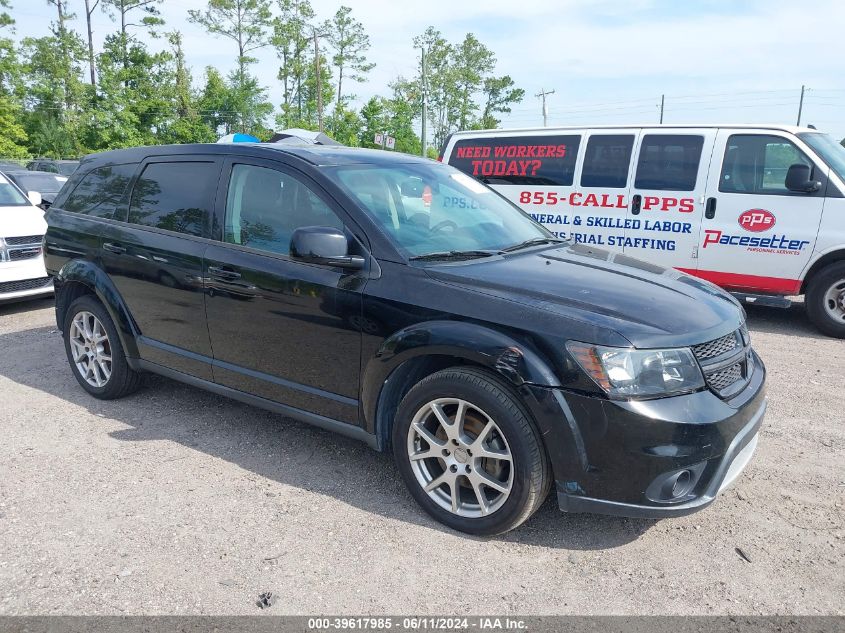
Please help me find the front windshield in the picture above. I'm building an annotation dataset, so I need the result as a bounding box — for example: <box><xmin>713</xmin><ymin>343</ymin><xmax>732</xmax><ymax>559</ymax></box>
<box><xmin>329</xmin><ymin>162</ymin><xmax>552</xmax><ymax>258</ymax></box>
<box><xmin>0</xmin><ymin>174</ymin><xmax>30</xmax><ymax>206</ymax></box>
<box><xmin>799</xmin><ymin>132</ymin><xmax>845</xmax><ymax>183</ymax></box>
<box><xmin>15</xmin><ymin>173</ymin><xmax>66</xmax><ymax>193</ymax></box>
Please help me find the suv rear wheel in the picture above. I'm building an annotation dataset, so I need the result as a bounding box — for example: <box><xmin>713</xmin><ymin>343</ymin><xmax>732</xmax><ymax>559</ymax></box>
<box><xmin>806</xmin><ymin>261</ymin><xmax>845</xmax><ymax>338</ymax></box>
<box><xmin>392</xmin><ymin>367</ymin><xmax>551</xmax><ymax>535</ymax></box>
<box><xmin>63</xmin><ymin>295</ymin><xmax>142</xmax><ymax>399</ymax></box>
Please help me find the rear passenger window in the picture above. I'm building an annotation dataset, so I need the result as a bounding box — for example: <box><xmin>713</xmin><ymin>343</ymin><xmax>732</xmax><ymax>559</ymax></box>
<box><xmin>634</xmin><ymin>135</ymin><xmax>704</xmax><ymax>191</ymax></box>
<box><xmin>62</xmin><ymin>164</ymin><xmax>137</xmax><ymax>218</ymax></box>
<box><xmin>447</xmin><ymin>135</ymin><xmax>581</xmax><ymax>186</ymax></box>
<box><xmin>127</xmin><ymin>162</ymin><xmax>216</xmax><ymax>236</ymax></box>
<box><xmin>580</xmin><ymin>135</ymin><xmax>634</xmax><ymax>188</ymax></box>
<box><xmin>720</xmin><ymin>134</ymin><xmax>814</xmax><ymax>195</ymax></box>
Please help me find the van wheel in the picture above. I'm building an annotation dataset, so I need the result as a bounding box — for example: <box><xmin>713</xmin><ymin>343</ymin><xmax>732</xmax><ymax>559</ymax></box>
<box><xmin>63</xmin><ymin>295</ymin><xmax>142</xmax><ymax>399</ymax></box>
<box><xmin>806</xmin><ymin>262</ymin><xmax>845</xmax><ymax>338</ymax></box>
<box><xmin>392</xmin><ymin>367</ymin><xmax>551</xmax><ymax>535</ymax></box>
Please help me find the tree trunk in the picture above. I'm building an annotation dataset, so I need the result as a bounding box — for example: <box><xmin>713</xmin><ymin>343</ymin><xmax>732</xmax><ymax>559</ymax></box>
<box><xmin>84</xmin><ymin>0</ymin><xmax>97</xmax><ymax>86</ymax></box>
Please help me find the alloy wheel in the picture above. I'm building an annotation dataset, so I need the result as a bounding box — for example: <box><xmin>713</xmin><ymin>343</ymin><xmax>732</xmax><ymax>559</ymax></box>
<box><xmin>68</xmin><ymin>311</ymin><xmax>112</xmax><ymax>388</ymax></box>
<box><xmin>406</xmin><ymin>397</ymin><xmax>514</xmax><ymax>518</ymax></box>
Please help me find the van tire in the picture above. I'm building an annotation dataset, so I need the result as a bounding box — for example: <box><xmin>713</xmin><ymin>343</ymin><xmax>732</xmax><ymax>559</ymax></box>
<box><xmin>805</xmin><ymin>261</ymin><xmax>845</xmax><ymax>338</ymax></box>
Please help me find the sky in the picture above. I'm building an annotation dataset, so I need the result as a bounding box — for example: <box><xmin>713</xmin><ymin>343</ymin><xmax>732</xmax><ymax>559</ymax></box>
<box><xmin>9</xmin><ymin>0</ymin><xmax>845</xmax><ymax>143</ymax></box>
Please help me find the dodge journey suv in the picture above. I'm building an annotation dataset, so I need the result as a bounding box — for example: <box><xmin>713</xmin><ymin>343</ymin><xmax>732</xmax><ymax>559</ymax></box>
<box><xmin>44</xmin><ymin>144</ymin><xmax>766</xmax><ymax>535</ymax></box>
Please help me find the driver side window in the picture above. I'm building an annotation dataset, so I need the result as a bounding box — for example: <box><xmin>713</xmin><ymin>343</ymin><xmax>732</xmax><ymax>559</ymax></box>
<box><xmin>224</xmin><ymin>164</ymin><xmax>343</xmax><ymax>256</ymax></box>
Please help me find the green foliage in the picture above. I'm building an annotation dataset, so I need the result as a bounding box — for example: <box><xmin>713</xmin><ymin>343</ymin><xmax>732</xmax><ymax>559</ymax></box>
<box><xmin>0</xmin><ymin>4</ymin><xmax>521</xmax><ymax>160</ymax></box>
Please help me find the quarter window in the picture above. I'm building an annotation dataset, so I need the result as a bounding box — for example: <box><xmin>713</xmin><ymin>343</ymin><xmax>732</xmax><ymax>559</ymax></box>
<box><xmin>634</xmin><ymin>135</ymin><xmax>704</xmax><ymax>191</ymax></box>
<box><xmin>447</xmin><ymin>135</ymin><xmax>581</xmax><ymax>186</ymax></box>
<box><xmin>580</xmin><ymin>134</ymin><xmax>635</xmax><ymax>188</ymax></box>
<box><xmin>720</xmin><ymin>134</ymin><xmax>814</xmax><ymax>195</ymax></box>
<box><xmin>127</xmin><ymin>162</ymin><xmax>217</xmax><ymax>236</ymax></box>
<box><xmin>224</xmin><ymin>164</ymin><xmax>343</xmax><ymax>256</ymax></box>
<box><xmin>63</xmin><ymin>164</ymin><xmax>137</xmax><ymax>218</ymax></box>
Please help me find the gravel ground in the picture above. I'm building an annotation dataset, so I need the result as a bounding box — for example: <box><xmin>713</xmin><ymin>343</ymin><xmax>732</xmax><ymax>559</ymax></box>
<box><xmin>0</xmin><ymin>297</ymin><xmax>842</xmax><ymax>615</ymax></box>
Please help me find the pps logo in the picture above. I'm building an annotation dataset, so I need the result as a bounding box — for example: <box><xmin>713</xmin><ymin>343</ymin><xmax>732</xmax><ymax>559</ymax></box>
<box><xmin>738</xmin><ymin>209</ymin><xmax>776</xmax><ymax>233</ymax></box>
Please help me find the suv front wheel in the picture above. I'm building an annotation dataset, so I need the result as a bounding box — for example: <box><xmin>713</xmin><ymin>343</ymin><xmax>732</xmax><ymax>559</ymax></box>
<box><xmin>63</xmin><ymin>295</ymin><xmax>142</xmax><ymax>399</ymax></box>
<box><xmin>393</xmin><ymin>367</ymin><xmax>551</xmax><ymax>535</ymax></box>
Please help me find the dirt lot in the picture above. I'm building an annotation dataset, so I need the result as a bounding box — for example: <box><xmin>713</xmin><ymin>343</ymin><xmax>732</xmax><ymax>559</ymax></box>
<box><xmin>0</xmin><ymin>297</ymin><xmax>842</xmax><ymax>615</ymax></box>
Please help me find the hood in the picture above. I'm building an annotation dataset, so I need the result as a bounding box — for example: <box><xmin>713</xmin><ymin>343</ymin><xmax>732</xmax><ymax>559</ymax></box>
<box><xmin>0</xmin><ymin>205</ymin><xmax>47</xmax><ymax>239</ymax></box>
<box><xmin>425</xmin><ymin>244</ymin><xmax>744</xmax><ymax>348</ymax></box>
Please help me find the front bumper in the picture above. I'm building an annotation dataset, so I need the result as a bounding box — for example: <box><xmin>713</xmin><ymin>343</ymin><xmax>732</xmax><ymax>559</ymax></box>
<box><xmin>0</xmin><ymin>257</ymin><xmax>54</xmax><ymax>303</ymax></box>
<box><xmin>520</xmin><ymin>349</ymin><xmax>766</xmax><ymax>518</ymax></box>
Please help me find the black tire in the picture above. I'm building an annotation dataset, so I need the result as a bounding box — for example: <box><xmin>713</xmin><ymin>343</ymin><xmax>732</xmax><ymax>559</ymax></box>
<box><xmin>63</xmin><ymin>295</ymin><xmax>142</xmax><ymax>399</ymax></box>
<box><xmin>392</xmin><ymin>367</ymin><xmax>551</xmax><ymax>535</ymax></box>
<box><xmin>805</xmin><ymin>261</ymin><xmax>845</xmax><ymax>338</ymax></box>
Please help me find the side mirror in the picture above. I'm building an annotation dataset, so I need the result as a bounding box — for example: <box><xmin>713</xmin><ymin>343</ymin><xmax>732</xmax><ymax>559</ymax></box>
<box><xmin>27</xmin><ymin>191</ymin><xmax>42</xmax><ymax>207</ymax></box>
<box><xmin>785</xmin><ymin>163</ymin><xmax>821</xmax><ymax>193</ymax></box>
<box><xmin>290</xmin><ymin>226</ymin><xmax>365</xmax><ymax>270</ymax></box>
<box><xmin>400</xmin><ymin>178</ymin><xmax>424</xmax><ymax>198</ymax></box>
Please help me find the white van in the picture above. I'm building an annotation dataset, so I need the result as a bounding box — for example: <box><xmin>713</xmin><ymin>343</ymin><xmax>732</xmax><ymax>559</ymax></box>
<box><xmin>0</xmin><ymin>173</ymin><xmax>53</xmax><ymax>303</ymax></box>
<box><xmin>441</xmin><ymin>124</ymin><xmax>845</xmax><ymax>337</ymax></box>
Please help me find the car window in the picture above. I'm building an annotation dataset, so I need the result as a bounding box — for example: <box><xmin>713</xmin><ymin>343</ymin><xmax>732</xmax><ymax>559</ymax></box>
<box><xmin>720</xmin><ymin>134</ymin><xmax>813</xmax><ymax>195</ymax></box>
<box><xmin>447</xmin><ymin>135</ymin><xmax>581</xmax><ymax>186</ymax></box>
<box><xmin>63</xmin><ymin>164</ymin><xmax>137</xmax><ymax>218</ymax></box>
<box><xmin>56</xmin><ymin>162</ymin><xmax>79</xmax><ymax>176</ymax></box>
<box><xmin>127</xmin><ymin>162</ymin><xmax>216</xmax><ymax>236</ymax></box>
<box><xmin>0</xmin><ymin>173</ymin><xmax>29</xmax><ymax>206</ymax></box>
<box><xmin>329</xmin><ymin>162</ymin><xmax>550</xmax><ymax>258</ymax></box>
<box><xmin>580</xmin><ymin>134</ymin><xmax>635</xmax><ymax>188</ymax></box>
<box><xmin>634</xmin><ymin>135</ymin><xmax>704</xmax><ymax>191</ymax></box>
<box><xmin>224</xmin><ymin>163</ymin><xmax>343</xmax><ymax>256</ymax></box>
<box><xmin>13</xmin><ymin>173</ymin><xmax>66</xmax><ymax>194</ymax></box>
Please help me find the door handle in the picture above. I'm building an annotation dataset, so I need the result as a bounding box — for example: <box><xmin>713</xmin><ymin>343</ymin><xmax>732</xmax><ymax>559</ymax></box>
<box><xmin>705</xmin><ymin>197</ymin><xmax>717</xmax><ymax>219</ymax></box>
<box><xmin>208</xmin><ymin>266</ymin><xmax>241</xmax><ymax>281</ymax></box>
<box><xmin>631</xmin><ymin>194</ymin><xmax>642</xmax><ymax>216</ymax></box>
<box><xmin>102</xmin><ymin>242</ymin><xmax>126</xmax><ymax>254</ymax></box>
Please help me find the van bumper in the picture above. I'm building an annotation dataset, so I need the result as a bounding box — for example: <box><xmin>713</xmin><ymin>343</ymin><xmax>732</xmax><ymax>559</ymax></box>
<box><xmin>521</xmin><ymin>351</ymin><xmax>766</xmax><ymax>518</ymax></box>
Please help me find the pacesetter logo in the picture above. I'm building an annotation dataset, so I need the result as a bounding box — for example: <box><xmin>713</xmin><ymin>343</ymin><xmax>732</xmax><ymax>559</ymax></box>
<box><xmin>738</xmin><ymin>209</ymin><xmax>776</xmax><ymax>232</ymax></box>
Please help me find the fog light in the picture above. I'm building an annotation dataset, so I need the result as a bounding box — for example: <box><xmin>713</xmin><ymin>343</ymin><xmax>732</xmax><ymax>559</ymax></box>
<box><xmin>671</xmin><ymin>470</ymin><xmax>693</xmax><ymax>498</ymax></box>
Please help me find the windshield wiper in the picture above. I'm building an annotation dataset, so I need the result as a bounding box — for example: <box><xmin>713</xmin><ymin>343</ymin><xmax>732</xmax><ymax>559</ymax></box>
<box><xmin>409</xmin><ymin>249</ymin><xmax>501</xmax><ymax>262</ymax></box>
<box><xmin>500</xmin><ymin>237</ymin><xmax>566</xmax><ymax>253</ymax></box>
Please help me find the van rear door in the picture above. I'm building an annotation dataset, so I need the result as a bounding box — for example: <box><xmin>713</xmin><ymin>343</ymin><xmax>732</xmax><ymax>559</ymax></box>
<box><xmin>696</xmin><ymin>130</ymin><xmax>826</xmax><ymax>294</ymax></box>
<box><xmin>625</xmin><ymin>129</ymin><xmax>716</xmax><ymax>270</ymax></box>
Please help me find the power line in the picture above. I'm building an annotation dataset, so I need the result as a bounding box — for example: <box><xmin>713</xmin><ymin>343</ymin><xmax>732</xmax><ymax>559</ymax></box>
<box><xmin>534</xmin><ymin>88</ymin><xmax>555</xmax><ymax>127</ymax></box>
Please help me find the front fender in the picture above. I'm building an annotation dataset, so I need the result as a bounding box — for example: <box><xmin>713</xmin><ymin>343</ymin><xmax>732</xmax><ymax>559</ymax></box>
<box><xmin>55</xmin><ymin>259</ymin><xmax>140</xmax><ymax>360</ymax></box>
<box><xmin>361</xmin><ymin>320</ymin><xmax>561</xmax><ymax>436</ymax></box>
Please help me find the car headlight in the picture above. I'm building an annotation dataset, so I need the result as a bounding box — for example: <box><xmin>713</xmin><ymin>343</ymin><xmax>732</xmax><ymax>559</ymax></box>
<box><xmin>566</xmin><ymin>342</ymin><xmax>705</xmax><ymax>398</ymax></box>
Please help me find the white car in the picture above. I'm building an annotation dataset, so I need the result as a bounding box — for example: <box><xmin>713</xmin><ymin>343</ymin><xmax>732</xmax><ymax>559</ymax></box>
<box><xmin>0</xmin><ymin>173</ymin><xmax>53</xmax><ymax>303</ymax></box>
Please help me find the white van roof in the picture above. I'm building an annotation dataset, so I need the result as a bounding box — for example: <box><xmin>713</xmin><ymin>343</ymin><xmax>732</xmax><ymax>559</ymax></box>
<box><xmin>449</xmin><ymin>123</ymin><xmax>818</xmax><ymax>137</ymax></box>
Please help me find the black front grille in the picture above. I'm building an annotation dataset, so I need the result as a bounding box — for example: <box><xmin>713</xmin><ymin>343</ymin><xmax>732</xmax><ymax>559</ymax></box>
<box><xmin>0</xmin><ymin>277</ymin><xmax>53</xmax><ymax>294</ymax></box>
<box><xmin>9</xmin><ymin>247</ymin><xmax>41</xmax><ymax>261</ymax></box>
<box><xmin>4</xmin><ymin>235</ymin><xmax>42</xmax><ymax>246</ymax></box>
<box><xmin>691</xmin><ymin>328</ymin><xmax>751</xmax><ymax>398</ymax></box>
<box><xmin>692</xmin><ymin>331</ymin><xmax>740</xmax><ymax>360</ymax></box>
<box><xmin>707</xmin><ymin>363</ymin><xmax>744</xmax><ymax>391</ymax></box>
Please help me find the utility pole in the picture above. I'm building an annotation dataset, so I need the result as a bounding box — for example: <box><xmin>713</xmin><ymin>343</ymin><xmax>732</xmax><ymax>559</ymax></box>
<box><xmin>420</xmin><ymin>47</ymin><xmax>427</xmax><ymax>157</ymax></box>
<box><xmin>314</xmin><ymin>29</ymin><xmax>324</xmax><ymax>133</ymax></box>
<box><xmin>535</xmin><ymin>88</ymin><xmax>555</xmax><ymax>127</ymax></box>
<box><xmin>797</xmin><ymin>85</ymin><xmax>806</xmax><ymax>126</ymax></box>
<box><xmin>659</xmin><ymin>94</ymin><xmax>665</xmax><ymax>124</ymax></box>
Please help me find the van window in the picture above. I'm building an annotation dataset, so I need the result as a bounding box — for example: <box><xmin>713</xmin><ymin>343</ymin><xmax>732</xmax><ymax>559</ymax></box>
<box><xmin>634</xmin><ymin>135</ymin><xmax>704</xmax><ymax>191</ymax></box>
<box><xmin>580</xmin><ymin>134</ymin><xmax>635</xmax><ymax>188</ymax></box>
<box><xmin>63</xmin><ymin>164</ymin><xmax>137</xmax><ymax>218</ymax></box>
<box><xmin>127</xmin><ymin>162</ymin><xmax>216</xmax><ymax>236</ymax></box>
<box><xmin>720</xmin><ymin>135</ymin><xmax>813</xmax><ymax>195</ymax></box>
<box><xmin>224</xmin><ymin>164</ymin><xmax>343</xmax><ymax>256</ymax></box>
<box><xmin>447</xmin><ymin>135</ymin><xmax>580</xmax><ymax>186</ymax></box>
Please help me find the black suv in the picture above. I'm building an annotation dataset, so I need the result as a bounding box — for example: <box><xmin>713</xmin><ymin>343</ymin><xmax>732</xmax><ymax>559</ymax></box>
<box><xmin>44</xmin><ymin>144</ymin><xmax>766</xmax><ymax>535</ymax></box>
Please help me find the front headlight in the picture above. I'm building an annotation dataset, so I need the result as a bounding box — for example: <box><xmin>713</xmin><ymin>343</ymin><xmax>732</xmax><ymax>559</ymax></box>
<box><xmin>566</xmin><ymin>342</ymin><xmax>705</xmax><ymax>398</ymax></box>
